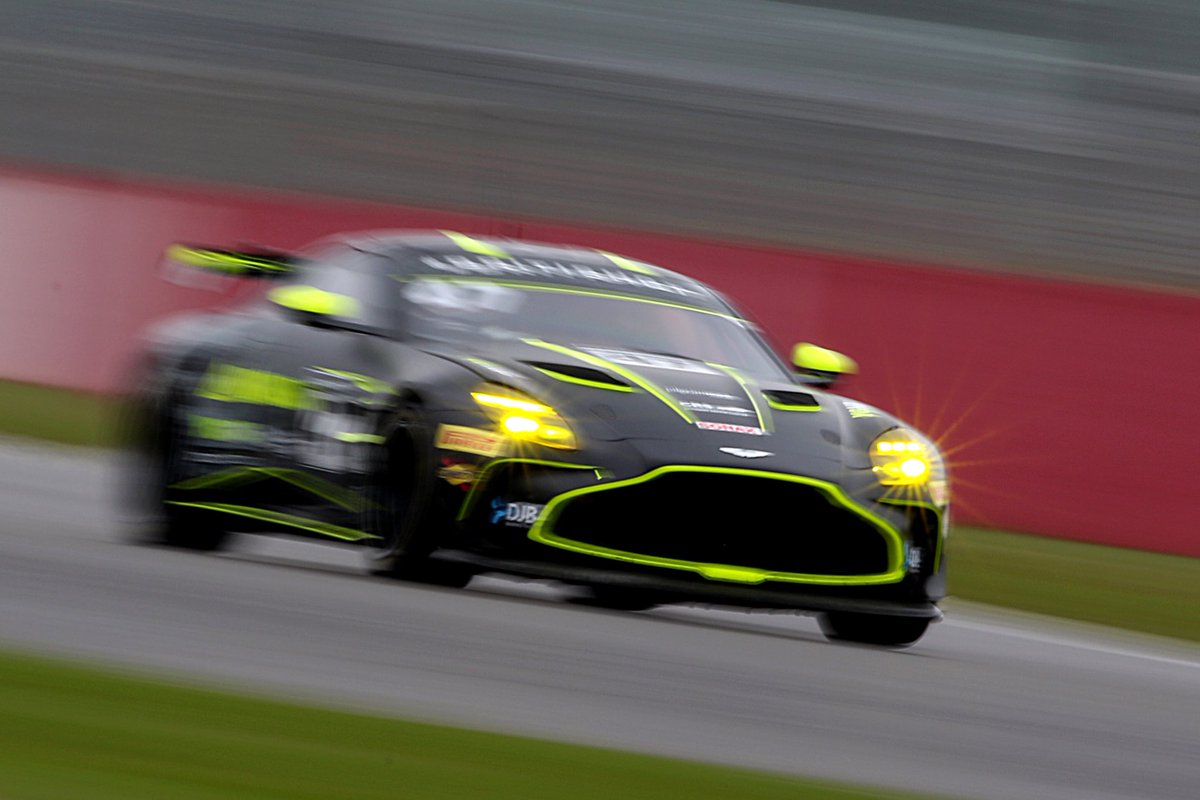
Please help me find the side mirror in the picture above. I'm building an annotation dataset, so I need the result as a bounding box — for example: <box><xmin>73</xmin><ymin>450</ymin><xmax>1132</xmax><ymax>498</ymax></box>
<box><xmin>791</xmin><ymin>342</ymin><xmax>858</xmax><ymax>388</ymax></box>
<box><xmin>268</xmin><ymin>285</ymin><xmax>365</xmax><ymax>330</ymax></box>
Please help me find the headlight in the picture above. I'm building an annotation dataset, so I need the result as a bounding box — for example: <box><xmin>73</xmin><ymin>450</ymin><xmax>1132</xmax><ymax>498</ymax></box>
<box><xmin>869</xmin><ymin>428</ymin><xmax>941</xmax><ymax>487</ymax></box>
<box><xmin>471</xmin><ymin>383</ymin><xmax>578</xmax><ymax>450</ymax></box>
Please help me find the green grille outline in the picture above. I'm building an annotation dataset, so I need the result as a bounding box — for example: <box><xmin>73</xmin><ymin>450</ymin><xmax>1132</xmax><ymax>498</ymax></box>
<box><xmin>879</xmin><ymin>496</ymin><xmax>947</xmax><ymax>574</ymax></box>
<box><xmin>456</xmin><ymin>457</ymin><xmax>604</xmax><ymax>523</ymax></box>
<box><xmin>166</xmin><ymin>501</ymin><xmax>379</xmax><ymax>542</ymax></box>
<box><xmin>528</xmin><ymin>466</ymin><xmax>906</xmax><ymax>586</ymax></box>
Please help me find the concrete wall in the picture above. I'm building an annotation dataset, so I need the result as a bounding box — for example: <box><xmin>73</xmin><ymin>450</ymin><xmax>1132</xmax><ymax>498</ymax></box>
<box><xmin>3</xmin><ymin>165</ymin><xmax>1197</xmax><ymax>555</ymax></box>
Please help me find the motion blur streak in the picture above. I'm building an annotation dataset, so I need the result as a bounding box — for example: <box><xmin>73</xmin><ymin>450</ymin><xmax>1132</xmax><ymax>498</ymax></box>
<box><xmin>1</xmin><ymin>0</ymin><xmax>1200</xmax><ymax>287</ymax></box>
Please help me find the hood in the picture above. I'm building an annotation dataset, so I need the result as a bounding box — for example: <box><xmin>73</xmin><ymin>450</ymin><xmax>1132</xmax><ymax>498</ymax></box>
<box><xmin>428</xmin><ymin>340</ymin><xmax>858</xmax><ymax>468</ymax></box>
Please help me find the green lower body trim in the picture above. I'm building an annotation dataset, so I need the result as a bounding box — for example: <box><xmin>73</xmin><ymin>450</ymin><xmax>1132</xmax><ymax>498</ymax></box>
<box><xmin>167</xmin><ymin>501</ymin><xmax>379</xmax><ymax>542</ymax></box>
<box><xmin>171</xmin><ymin>466</ymin><xmax>374</xmax><ymax>512</ymax></box>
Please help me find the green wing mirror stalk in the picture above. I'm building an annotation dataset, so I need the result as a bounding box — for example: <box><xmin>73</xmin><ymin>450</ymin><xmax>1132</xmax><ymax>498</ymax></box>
<box><xmin>165</xmin><ymin>243</ymin><xmax>296</xmax><ymax>279</ymax></box>
<box><xmin>791</xmin><ymin>342</ymin><xmax>858</xmax><ymax>388</ymax></box>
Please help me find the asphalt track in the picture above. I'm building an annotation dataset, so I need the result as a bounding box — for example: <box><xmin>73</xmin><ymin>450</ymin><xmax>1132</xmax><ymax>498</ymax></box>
<box><xmin>2</xmin><ymin>438</ymin><xmax>1198</xmax><ymax>800</ymax></box>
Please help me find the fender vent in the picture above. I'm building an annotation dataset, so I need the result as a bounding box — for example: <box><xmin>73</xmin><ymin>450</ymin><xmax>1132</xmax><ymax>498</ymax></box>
<box><xmin>524</xmin><ymin>362</ymin><xmax>633</xmax><ymax>391</ymax></box>
<box><xmin>763</xmin><ymin>390</ymin><xmax>820</xmax><ymax>410</ymax></box>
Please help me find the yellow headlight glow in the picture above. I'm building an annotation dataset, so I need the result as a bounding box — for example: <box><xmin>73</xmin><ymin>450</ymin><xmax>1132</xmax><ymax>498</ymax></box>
<box><xmin>501</xmin><ymin>414</ymin><xmax>540</xmax><ymax>434</ymax></box>
<box><xmin>471</xmin><ymin>392</ymin><xmax>552</xmax><ymax>415</ymax></box>
<box><xmin>870</xmin><ymin>428</ymin><xmax>937</xmax><ymax>487</ymax></box>
<box><xmin>472</xmin><ymin>383</ymin><xmax>578</xmax><ymax>450</ymax></box>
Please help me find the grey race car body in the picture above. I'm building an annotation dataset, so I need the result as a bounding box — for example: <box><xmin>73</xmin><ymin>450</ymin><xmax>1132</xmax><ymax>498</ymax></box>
<box><xmin>128</xmin><ymin>230</ymin><xmax>948</xmax><ymax>646</ymax></box>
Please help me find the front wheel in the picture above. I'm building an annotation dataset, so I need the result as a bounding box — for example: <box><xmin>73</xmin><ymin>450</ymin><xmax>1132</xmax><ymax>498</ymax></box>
<box><xmin>365</xmin><ymin>410</ymin><xmax>473</xmax><ymax>589</ymax></box>
<box><xmin>818</xmin><ymin>612</ymin><xmax>931</xmax><ymax>648</ymax></box>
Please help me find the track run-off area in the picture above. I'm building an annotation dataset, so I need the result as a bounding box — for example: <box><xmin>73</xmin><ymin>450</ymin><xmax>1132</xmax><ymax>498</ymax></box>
<box><xmin>1</xmin><ymin>439</ymin><xmax>1197</xmax><ymax>800</ymax></box>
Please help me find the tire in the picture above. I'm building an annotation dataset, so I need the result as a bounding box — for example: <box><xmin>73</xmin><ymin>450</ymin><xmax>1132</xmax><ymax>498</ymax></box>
<box><xmin>365</xmin><ymin>407</ymin><xmax>473</xmax><ymax>588</ymax></box>
<box><xmin>818</xmin><ymin>611</ymin><xmax>931</xmax><ymax>648</ymax></box>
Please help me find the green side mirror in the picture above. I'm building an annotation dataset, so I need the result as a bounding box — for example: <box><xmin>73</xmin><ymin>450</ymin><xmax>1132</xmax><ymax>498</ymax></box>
<box><xmin>791</xmin><ymin>342</ymin><xmax>858</xmax><ymax>387</ymax></box>
<box><xmin>268</xmin><ymin>285</ymin><xmax>361</xmax><ymax>319</ymax></box>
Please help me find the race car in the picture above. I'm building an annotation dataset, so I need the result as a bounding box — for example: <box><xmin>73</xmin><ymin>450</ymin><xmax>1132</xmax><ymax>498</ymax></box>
<box><xmin>126</xmin><ymin>230</ymin><xmax>948</xmax><ymax>646</ymax></box>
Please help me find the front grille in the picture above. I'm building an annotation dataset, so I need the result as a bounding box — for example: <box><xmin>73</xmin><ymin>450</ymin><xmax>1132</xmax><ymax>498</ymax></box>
<box><xmin>548</xmin><ymin>471</ymin><xmax>892</xmax><ymax>576</ymax></box>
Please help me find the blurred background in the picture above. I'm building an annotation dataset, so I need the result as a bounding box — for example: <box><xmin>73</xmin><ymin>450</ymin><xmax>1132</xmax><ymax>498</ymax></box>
<box><xmin>2</xmin><ymin>0</ymin><xmax>1200</xmax><ymax>286</ymax></box>
<box><xmin>0</xmin><ymin>3</ymin><xmax>1198</xmax><ymax>798</ymax></box>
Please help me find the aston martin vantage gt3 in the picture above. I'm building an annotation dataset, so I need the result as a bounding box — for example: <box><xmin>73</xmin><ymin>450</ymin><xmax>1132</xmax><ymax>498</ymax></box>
<box><xmin>126</xmin><ymin>231</ymin><xmax>948</xmax><ymax>646</ymax></box>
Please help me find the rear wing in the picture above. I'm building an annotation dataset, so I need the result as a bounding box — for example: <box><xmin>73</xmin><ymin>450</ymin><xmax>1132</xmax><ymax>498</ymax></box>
<box><xmin>164</xmin><ymin>244</ymin><xmax>298</xmax><ymax>279</ymax></box>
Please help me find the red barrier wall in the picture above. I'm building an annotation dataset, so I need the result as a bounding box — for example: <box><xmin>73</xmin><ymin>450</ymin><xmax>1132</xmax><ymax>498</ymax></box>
<box><xmin>2</xmin><ymin>165</ymin><xmax>1197</xmax><ymax>555</ymax></box>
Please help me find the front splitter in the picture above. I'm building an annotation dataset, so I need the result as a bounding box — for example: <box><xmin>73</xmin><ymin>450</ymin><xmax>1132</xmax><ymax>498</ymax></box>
<box><xmin>431</xmin><ymin>549</ymin><xmax>942</xmax><ymax>620</ymax></box>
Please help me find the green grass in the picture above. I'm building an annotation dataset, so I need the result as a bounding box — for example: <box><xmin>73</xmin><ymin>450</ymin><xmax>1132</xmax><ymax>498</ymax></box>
<box><xmin>0</xmin><ymin>380</ymin><xmax>122</xmax><ymax>447</ymax></box>
<box><xmin>1</xmin><ymin>380</ymin><xmax>1198</xmax><ymax>643</ymax></box>
<box><xmin>948</xmin><ymin>526</ymin><xmax>1200</xmax><ymax>642</ymax></box>
<box><xmin>0</xmin><ymin>650</ymin><xmax>941</xmax><ymax>800</ymax></box>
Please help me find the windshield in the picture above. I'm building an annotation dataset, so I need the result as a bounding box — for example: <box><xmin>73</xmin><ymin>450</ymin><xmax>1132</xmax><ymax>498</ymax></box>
<box><xmin>398</xmin><ymin>278</ymin><xmax>788</xmax><ymax>380</ymax></box>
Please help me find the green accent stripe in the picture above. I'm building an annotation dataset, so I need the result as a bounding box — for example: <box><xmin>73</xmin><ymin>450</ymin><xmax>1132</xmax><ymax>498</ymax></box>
<box><xmin>529</xmin><ymin>466</ymin><xmax>906</xmax><ymax>586</ymax></box>
<box><xmin>531</xmin><ymin>366</ymin><xmax>636</xmax><ymax>393</ymax></box>
<box><xmin>706</xmin><ymin>362</ymin><xmax>772</xmax><ymax>433</ymax></box>
<box><xmin>170</xmin><ymin>466</ymin><xmax>264</xmax><ymax>492</ymax></box>
<box><xmin>597</xmin><ymin>250</ymin><xmax>657</xmax><ymax>275</ymax></box>
<box><xmin>167</xmin><ymin>501</ymin><xmax>379</xmax><ymax>542</ymax></box>
<box><xmin>765</xmin><ymin>397</ymin><xmax>821</xmax><ymax>412</ymax></box>
<box><xmin>332</xmin><ymin>432</ymin><xmax>387</xmax><ymax>444</ymax></box>
<box><xmin>171</xmin><ymin>467</ymin><xmax>373</xmax><ymax>512</ymax></box>
<box><xmin>440</xmin><ymin>231</ymin><xmax>510</xmax><ymax>258</ymax></box>
<box><xmin>394</xmin><ymin>275</ymin><xmax>738</xmax><ymax>319</ymax></box>
<box><xmin>524</xmin><ymin>340</ymin><xmax>695</xmax><ymax>424</ymax></box>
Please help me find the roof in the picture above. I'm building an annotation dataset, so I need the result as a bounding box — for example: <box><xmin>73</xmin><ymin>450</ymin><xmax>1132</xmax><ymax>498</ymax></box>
<box><xmin>341</xmin><ymin>230</ymin><xmax>730</xmax><ymax>311</ymax></box>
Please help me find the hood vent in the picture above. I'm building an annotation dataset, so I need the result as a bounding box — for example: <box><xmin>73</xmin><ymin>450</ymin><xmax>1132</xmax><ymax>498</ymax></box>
<box><xmin>524</xmin><ymin>361</ymin><xmax>634</xmax><ymax>392</ymax></box>
<box><xmin>762</xmin><ymin>389</ymin><xmax>820</xmax><ymax>411</ymax></box>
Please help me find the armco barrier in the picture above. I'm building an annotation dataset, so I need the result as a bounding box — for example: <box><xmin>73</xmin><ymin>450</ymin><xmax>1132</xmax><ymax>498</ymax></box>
<box><xmin>2</xmin><ymin>165</ymin><xmax>1197</xmax><ymax>556</ymax></box>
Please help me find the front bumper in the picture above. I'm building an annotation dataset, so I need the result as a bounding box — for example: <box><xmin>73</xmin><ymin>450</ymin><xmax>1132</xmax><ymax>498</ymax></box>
<box><xmin>454</xmin><ymin>458</ymin><xmax>946</xmax><ymax>607</ymax></box>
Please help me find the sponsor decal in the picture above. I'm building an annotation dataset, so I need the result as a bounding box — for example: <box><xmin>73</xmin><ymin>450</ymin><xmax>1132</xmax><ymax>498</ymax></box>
<box><xmin>664</xmin><ymin>386</ymin><xmax>740</xmax><ymax>401</ymax></box>
<box><xmin>695</xmin><ymin>420</ymin><xmax>765</xmax><ymax>435</ymax></box>
<box><xmin>906</xmin><ymin>545</ymin><xmax>924</xmax><ymax>573</ymax></box>
<box><xmin>929</xmin><ymin>480</ymin><xmax>949</xmax><ymax>507</ymax></box>
<box><xmin>490</xmin><ymin>497</ymin><xmax>544</xmax><ymax>528</ymax></box>
<box><xmin>842</xmin><ymin>400</ymin><xmax>880</xmax><ymax>419</ymax></box>
<box><xmin>581</xmin><ymin>347</ymin><xmax>715</xmax><ymax>374</ymax></box>
<box><xmin>718</xmin><ymin>447</ymin><xmax>774</xmax><ymax>459</ymax></box>
<box><xmin>418</xmin><ymin>254</ymin><xmax>705</xmax><ymax>299</ymax></box>
<box><xmin>680</xmin><ymin>401</ymin><xmax>756</xmax><ymax>417</ymax></box>
<box><xmin>437</xmin><ymin>459</ymin><xmax>478</xmax><ymax>489</ymax></box>
<box><xmin>435</xmin><ymin>424</ymin><xmax>507</xmax><ymax>457</ymax></box>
